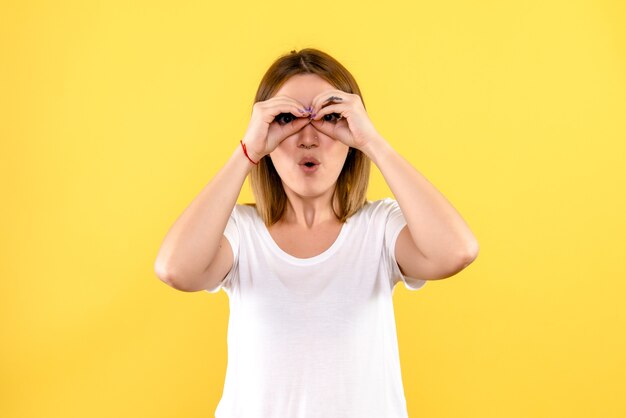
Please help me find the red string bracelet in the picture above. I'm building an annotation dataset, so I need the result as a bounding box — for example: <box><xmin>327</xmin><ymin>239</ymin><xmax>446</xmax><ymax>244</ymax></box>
<box><xmin>240</xmin><ymin>140</ymin><xmax>259</xmax><ymax>165</ymax></box>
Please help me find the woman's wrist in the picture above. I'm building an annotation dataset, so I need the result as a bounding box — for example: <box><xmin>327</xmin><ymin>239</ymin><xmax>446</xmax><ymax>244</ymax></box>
<box><xmin>240</xmin><ymin>140</ymin><xmax>261</xmax><ymax>165</ymax></box>
<box><xmin>359</xmin><ymin>134</ymin><xmax>392</xmax><ymax>165</ymax></box>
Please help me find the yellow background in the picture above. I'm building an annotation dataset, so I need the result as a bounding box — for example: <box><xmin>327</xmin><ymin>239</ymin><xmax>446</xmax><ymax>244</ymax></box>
<box><xmin>1</xmin><ymin>0</ymin><xmax>625</xmax><ymax>417</ymax></box>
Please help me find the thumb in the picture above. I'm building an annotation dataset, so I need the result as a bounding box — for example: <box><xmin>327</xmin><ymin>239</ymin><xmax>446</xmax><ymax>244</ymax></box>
<box><xmin>288</xmin><ymin>117</ymin><xmax>313</xmax><ymax>133</ymax></box>
<box><xmin>310</xmin><ymin>119</ymin><xmax>334</xmax><ymax>137</ymax></box>
<box><xmin>278</xmin><ymin>117</ymin><xmax>313</xmax><ymax>139</ymax></box>
<box><xmin>269</xmin><ymin>117</ymin><xmax>313</xmax><ymax>147</ymax></box>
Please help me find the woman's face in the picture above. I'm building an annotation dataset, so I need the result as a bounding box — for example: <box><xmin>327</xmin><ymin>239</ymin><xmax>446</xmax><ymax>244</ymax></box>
<box><xmin>268</xmin><ymin>73</ymin><xmax>350</xmax><ymax>200</ymax></box>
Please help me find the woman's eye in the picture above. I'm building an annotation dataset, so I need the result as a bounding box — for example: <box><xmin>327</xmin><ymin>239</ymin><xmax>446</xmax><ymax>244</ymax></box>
<box><xmin>274</xmin><ymin>113</ymin><xmax>297</xmax><ymax>125</ymax></box>
<box><xmin>323</xmin><ymin>112</ymin><xmax>342</xmax><ymax>123</ymax></box>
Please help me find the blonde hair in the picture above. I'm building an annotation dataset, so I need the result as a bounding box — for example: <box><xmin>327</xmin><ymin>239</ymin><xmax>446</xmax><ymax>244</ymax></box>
<box><xmin>249</xmin><ymin>48</ymin><xmax>370</xmax><ymax>226</ymax></box>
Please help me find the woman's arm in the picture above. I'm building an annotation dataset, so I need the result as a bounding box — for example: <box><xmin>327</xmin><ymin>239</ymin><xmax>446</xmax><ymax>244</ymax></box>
<box><xmin>361</xmin><ymin>136</ymin><xmax>479</xmax><ymax>281</ymax></box>
<box><xmin>305</xmin><ymin>89</ymin><xmax>478</xmax><ymax>281</ymax></box>
<box><xmin>154</xmin><ymin>146</ymin><xmax>253</xmax><ymax>291</ymax></box>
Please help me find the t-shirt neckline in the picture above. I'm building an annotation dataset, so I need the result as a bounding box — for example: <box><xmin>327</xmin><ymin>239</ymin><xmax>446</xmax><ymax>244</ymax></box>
<box><xmin>256</xmin><ymin>214</ymin><xmax>352</xmax><ymax>266</ymax></box>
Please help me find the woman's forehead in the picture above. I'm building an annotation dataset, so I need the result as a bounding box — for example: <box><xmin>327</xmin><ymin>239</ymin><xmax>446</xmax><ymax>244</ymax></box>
<box><xmin>274</xmin><ymin>74</ymin><xmax>335</xmax><ymax>105</ymax></box>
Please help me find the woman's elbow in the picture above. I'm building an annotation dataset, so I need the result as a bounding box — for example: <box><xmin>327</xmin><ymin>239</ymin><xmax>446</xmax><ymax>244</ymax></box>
<box><xmin>459</xmin><ymin>240</ymin><xmax>479</xmax><ymax>268</ymax></box>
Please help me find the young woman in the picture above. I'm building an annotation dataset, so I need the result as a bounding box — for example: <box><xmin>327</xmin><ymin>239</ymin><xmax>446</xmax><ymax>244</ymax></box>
<box><xmin>155</xmin><ymin>48</ymin><xmax>479</xmax><ymax>417</ymax></box>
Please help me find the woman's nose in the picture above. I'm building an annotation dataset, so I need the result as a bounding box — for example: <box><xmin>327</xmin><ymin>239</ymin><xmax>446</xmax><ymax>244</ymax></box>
<box><xmin>297</xmin><ymin>123</ymin><xmax>320</xmax><ymax>148</ymax></box>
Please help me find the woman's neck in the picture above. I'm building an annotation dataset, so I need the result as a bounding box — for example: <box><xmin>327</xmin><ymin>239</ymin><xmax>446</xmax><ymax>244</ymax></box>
<box><xmin>281</xmin><ymin>187</ymin><xmax>339</xmax><ymax>229</ymax></box>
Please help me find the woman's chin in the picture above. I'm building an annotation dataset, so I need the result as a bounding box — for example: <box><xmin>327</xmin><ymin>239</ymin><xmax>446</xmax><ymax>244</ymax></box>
<box><xmin>283</xmin><ymin>182</ymin><xmax>336</xmax><ymax>200</ymax></box>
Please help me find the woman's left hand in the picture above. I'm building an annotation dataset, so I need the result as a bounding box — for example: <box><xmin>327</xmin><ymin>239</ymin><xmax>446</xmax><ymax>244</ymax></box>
<box><xmin>308</xmin><ymin>90</ymin><xmax>381</xmax><ymax>150</ymax></box>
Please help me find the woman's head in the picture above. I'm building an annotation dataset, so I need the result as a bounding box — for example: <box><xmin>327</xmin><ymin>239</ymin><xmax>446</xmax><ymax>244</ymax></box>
<box><xmin>249</xmin><ymin>48</ymin><xmax>370</xmax><ymax>226</ymax></box>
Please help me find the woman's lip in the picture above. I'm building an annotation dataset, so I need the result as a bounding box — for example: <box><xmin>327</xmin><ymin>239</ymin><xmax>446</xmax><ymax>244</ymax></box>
<box><xmin>298</xmin><ymin>156</ymin><xmax>321</xmax><ymax>165</ymax></box>
<box><xmin>300</xmin><ymin>163</ymin><xmax>319</xmax><ymax>173</ymax></box>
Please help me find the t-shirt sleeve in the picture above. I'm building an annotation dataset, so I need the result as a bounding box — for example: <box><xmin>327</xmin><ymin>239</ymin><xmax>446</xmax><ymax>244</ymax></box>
<box><xmin>382</xmin><ymin>198</ymin><xmax>427</xmax><ymax>291</ymax></box>
<box><xmin>204</xmin><ymin>205</ymin><xmax>240</xmax><ymax>294</ymax></box>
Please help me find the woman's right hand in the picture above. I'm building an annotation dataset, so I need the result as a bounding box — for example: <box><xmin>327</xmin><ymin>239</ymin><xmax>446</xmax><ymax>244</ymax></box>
<box><xmin>241</xmin><ymin>96</ymin><xmax>312</xmax><ymax>162</ymax></box>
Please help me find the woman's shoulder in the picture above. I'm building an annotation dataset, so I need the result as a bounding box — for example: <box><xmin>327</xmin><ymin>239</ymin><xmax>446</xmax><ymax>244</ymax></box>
<box><xmin>360</xmin><ymin>197</ymin><xmax>398</xmax><ymax>213</ymax></box>
<box><xmin>231</xmin><ymin>203</ymin><xmax>260</xmax><ymax>222</ymax></box>
<box><xmin>238</xmin><ymin>202</ymin><xmax>257</xmax><ymax>210</ymax></box>
<box><xmin>351</xmin><ymin>197</ymin><xmax>399</xmax><ymax>221</ymax></box>
<box><xmin>231</xmin><ymin>200</ymin><xmax>398</xmax><ymax>224</ymax></box>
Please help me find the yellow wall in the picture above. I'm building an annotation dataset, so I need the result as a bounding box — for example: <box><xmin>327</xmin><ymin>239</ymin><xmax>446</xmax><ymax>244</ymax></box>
<box><xmin>1</xmin><ymin>1</ymin><xmax>624</xmax><ymax>417</ymax></box>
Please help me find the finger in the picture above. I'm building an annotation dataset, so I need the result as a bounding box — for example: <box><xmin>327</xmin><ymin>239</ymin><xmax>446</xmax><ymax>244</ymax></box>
<box><xmin>309</xmin><ymin>119</ymin><xmax>335</xmax><ymax>137</ymax></box>
<box><xmin>255</xmin><ymin>97</ymin><xmax>306</xmax><ymax>118</ymax></box>
<box><xmin>310</xmin><ymin>90</ymin><xmax>347</xmax><ymax>116</ymax></box>
<box><xmin>274</xmin><ymin>116</ymin><xmax>311</xmax><ymax>138</ymax></box>
<box><xmin>266</xmin><ymin>96</ymin><xmax>310</xmax><ymax>116</ymax></box>
<box><xmin>262</xmin><ymin>104</ymin><xmax>309</xmax><ymax>124</ymax></box>
<box><xmin>310</xmin><ymin>103</ymin><xmax>346</xmax><ymax>121</ymax></box>
<box><xmin>288</xmin><ymin>116</ymin><xmax>313</xmax><ymax>132</ymax></box>
<box><xmin>272</xmin><ymin>118</ymin><xmax>312</xmax><ymax>146</ymax></box>
<box><xmin>309</xmin><ymin>89</ymin><xmax>342</xmax><ymax>110</ymax></box>
<box><xmin>310</xmin><ymin>118</ymin><xmax>351</xmax><ymax>144</ymax></box>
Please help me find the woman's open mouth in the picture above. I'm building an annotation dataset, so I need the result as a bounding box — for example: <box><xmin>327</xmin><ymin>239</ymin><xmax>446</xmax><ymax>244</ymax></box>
<box><xmin>299</xmin><ymin>157</ymin><xmax>320</xmax><ymax>173</ymax></box>
<box><xmin>300</xmin><ymin>162</ymin><xmax>319</xmax><ymax>173</ymax></box>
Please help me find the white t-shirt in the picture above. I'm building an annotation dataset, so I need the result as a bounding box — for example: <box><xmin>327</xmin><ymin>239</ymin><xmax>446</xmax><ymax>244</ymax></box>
<box><xmin>205</xmin><ymin>198</ymin><xmax>427</xmax><ymax>418</ymax></box>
